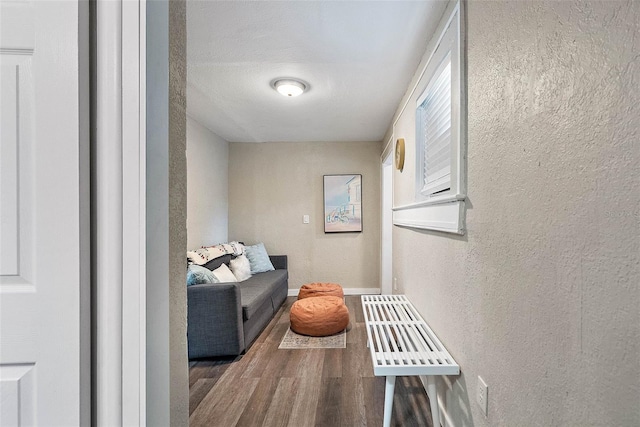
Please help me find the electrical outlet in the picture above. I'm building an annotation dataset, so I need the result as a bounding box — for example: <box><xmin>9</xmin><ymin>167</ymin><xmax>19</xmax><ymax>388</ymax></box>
<box><xmin>477</xmin><ymin>376</ymin><xmax>488</xmax><ymax>416</ymax></box>
<box><xmin>393</xmin><ymin>277</ymin><xmax>398</xmax><ymax>291</ymax></box>
<box><xmin>303</xmin><ymin>215</ymin><xmax>309</xmax><ymax>224</ymax></box>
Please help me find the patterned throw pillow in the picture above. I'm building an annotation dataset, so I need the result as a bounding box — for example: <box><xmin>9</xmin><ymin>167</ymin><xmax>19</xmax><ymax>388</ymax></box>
<box><xmin>230</xmin><ymin>254</ymin><xmax>252</xmax><ymax>282</ymax></box>
<box><xmin>227</xmin><ymin>241</ymin><xmax>245</xmax><ymax>256</ymax></box>
<box><xmin>187</xmin><ymin>264</ymin><xmax>219</xmax><ymax>286</ymax></box>
<box><xmin>187</xmin><ymin>241</ymin><xmax>245</xmax><ymax>265</ymax></box>
<box><xmin>244</xmin><ymin>243</ymin><xmax>275</xmax><ymax>274</ymax></box>
<box><xmin>187</xmin><ymin>248</ymin><xmax>210</xmax><ymax>265</ymax></box>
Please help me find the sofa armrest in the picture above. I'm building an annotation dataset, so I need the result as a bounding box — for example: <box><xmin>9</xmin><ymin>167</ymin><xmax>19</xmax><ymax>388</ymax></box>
<box><xmin>269</xmin><ymin>255</ymin><xmax>287</xmax><ymax>270</ymax></box>
<box><xmin>187</xmin><ymin>283</ymin><xmax>245</xmax><ymax>358</ymax></box>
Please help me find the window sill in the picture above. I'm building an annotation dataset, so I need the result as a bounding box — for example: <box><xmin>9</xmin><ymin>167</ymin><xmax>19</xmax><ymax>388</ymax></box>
<box><xmin>392</xmin><ymin>196</ymin><xmax>466</xmax><ymax>235</ymax></box>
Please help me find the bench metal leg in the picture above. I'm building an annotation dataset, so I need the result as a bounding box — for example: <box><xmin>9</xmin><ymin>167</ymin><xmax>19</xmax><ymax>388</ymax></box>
<box><xmin>383</xmin><ymin>375</ymin><xmax>396</xmax><ymax>427</ymax></box>
<box><xmin>426</xmin><ymin>376</ymin><xmax>440</xmax><ymax>427</ymax></box>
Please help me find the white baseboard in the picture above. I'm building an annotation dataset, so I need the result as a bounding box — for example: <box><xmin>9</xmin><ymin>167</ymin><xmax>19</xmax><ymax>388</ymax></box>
<box><xmin>287</xmin><ymin>287</ymin><xmax>380</xmax><ymax>297</ymax></box>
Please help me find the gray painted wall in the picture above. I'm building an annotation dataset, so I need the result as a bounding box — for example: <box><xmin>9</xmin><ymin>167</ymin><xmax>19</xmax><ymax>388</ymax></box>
<box><xmin>146</xmin><ymin>0</ymin><xmax>188</xmax><ymax>425</ymax></box>
<box><xmin>186</xmin><ymin>116</ymin><xmax>229</xmax><ymax>248</ymax></box>
<box><xmin>229</xmin><ymin>141</ymin><xmax>381</xmax><ymax>291</ymax></box>
<box><xmin>169</xmin><ymin>0</ymin><xmax>188</xmax><ymax>424</ymax></box>
<box><xmin>389</xmin><ymin>1</ymin><xmax>639</xmax><ymax>425</ymax></box>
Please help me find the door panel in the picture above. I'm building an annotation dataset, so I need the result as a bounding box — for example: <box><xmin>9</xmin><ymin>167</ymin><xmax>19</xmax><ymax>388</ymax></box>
<box><xmin>0</xmin><ymin>1</ymin><xmax>86</xmax><ymax>424</ymax></box>
<box><xmin>0</xmin><ymin>364</ymin><xmax>35</xmax><ymax>425</ymax></box>
<box><xmin>1</xmin><ymin>62</ymin><xmax>20</xmax><ymax>276</ymax></box>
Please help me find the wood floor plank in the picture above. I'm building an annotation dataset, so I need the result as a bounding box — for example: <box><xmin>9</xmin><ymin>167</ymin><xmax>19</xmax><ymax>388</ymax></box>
<box><xmin>218</xmin><ymin>351</ymin><xmax>255</xmax><ymax>381</ymax></box>
<box><xmin>352</xmin><ymin>295</ymin><xmax>365</xmax><ymax>323</ymax></box>
<box><xmin>314</xmin><ymin>377</ymin><xmax>342</xmax><ymax>426</ymax></box>
<box><xmin>362</xmin><ymin>376</ymin><xmax>386</xmax><ymax>427</ymax></box>
<box><xmin>279</xmin><ymin>349</ymin><xmax>306</xmax><ymax>378</ymax></box>
<box><xmin>287</xmin><ymin>372</ymin><xmax>322</xmax><ymax>427</ymax></box>
<box><xmin>345</xmin><ymin>295</ymin><xmax>365</xmax><ymax>323</ymax></box>
<box><xmin>346</xmin><ymin>321</ymin><xmax>368</xmax><ymax>347</ymax></box>
<box><xmin>340</xmin><ymin>376</ymin><xmax>367</xmax><ymax>426</ymax></box>
<box><xmin>189</xmin><ymin>377</ymin><xmax>259</xmax><ymax>427</ymax></box>
<box><xmin>189</xmin><ymin>378</ymin><xmax>217</xmax><ymax>416</ymax></box>
<box><xmin>292</xmin><ymin>348</ymin><xmax>325</xmax><ymax>378</ymax></box>
<box><xmin>189</xmin><ymin>358</ymin><xmax>236</xmax><ymax>387</ymax></box>
<box><xmin>266</xmin><ymin>322</ymin><xmax>289</xmax><ymax>345</ymax></box>
<box><xmin>342</xmin><ymin>342</ymin><xmax>370</xmax><ymax>380</ymax></box>
<box><xmin>234</xmin><ymin>376</ymin><xmax>279</xmax><ymax>427</ymax></box>
<box><xmin>238</xmin><ymin>341</ymin><xmax>271</xmax><ymax>379</ymax></box>
<box><xmin>321</xmin><ymin>348</ymin><xmax>342</xmax><ymax>378</ymax></box>
<box><xmin>261</xmin><ymin>377</ymin><xmax>298</xmax><ymax>427</ymax></box>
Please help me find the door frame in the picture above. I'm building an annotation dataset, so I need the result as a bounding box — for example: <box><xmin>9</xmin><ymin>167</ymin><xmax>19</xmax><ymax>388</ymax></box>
<box><xmin>94</xmin><ymin>1</ymin><xmax>146</xmax><ymax>424</ymax></box>
<box><xmin>381</xmin><ymin>136</ymin><xmax>394</xmax><ymax>295</ymax></box>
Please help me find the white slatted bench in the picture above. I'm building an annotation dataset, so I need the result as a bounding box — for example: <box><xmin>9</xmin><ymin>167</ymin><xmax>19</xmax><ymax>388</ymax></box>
<box><xmin>361</xmin><ymin>295</ymin><xmax>459</xmax><ymax>427</ymax></box>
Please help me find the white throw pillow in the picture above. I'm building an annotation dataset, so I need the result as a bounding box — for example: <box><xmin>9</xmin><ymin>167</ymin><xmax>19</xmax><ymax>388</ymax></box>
<box><xmin>230</xmin><ymin>254</ymin><xmax>252</xmax><ymax>282</ymax></box>
<box><xmin>211</xmin><ymin>263</ymin><xmax>237</xmax><ymax>283</ymax></box>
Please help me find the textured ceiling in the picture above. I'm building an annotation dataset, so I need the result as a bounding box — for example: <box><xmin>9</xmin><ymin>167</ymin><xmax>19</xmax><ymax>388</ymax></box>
<box><xmin>187</xmin><ymin>1</ymin><xmax>448</xmax><ymax>143</ymax></box>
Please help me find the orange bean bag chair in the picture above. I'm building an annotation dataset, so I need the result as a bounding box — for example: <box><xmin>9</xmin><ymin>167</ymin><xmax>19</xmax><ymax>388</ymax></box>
<box><xmin>297</xmin><ymin>282</ymin><xmax>344</xmax><ymax>299</ymax></box>
<box><xmin>290</xmin><ymin>296</ymin><xmax>349</xmax><ymax>337</ymax></box>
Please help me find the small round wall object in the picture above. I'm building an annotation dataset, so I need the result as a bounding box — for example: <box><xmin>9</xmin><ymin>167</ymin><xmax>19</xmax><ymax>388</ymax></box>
<box><xmin>395</xmin><ymin>138</ymin><xmax>405</xmax><ymax>172</ymax></box>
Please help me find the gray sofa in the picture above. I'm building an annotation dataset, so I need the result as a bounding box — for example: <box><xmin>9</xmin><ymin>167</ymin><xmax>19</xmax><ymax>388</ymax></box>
<box><xmin>187</xmin><ymin>255</ymin><xmax>288</xmax><ymax>359</ymax></box>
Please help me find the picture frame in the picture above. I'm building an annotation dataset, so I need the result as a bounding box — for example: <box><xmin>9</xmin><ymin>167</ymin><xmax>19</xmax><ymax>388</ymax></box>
<box><xmin>323</xmin><ymin>174</ymin><xmax>363</xmax><ymax>233</ymax></box>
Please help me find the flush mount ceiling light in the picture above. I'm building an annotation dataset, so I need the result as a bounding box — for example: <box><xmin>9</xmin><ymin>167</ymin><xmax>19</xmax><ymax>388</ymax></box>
<box><xmin>272</xmin><ymin>78</ymin><xmax>307</xmax><ymax>97</ymax></box>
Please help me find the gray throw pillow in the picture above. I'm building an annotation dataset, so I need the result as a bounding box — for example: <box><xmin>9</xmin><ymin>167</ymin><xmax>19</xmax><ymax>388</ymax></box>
<box><xmin>202</xmin><ymin>254</ymin><xmax>234</xmax><ymax>271</ymax></box>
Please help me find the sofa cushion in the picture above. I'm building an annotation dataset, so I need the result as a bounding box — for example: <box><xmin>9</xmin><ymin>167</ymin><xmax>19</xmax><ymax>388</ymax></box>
<box><xmin>238</xmin><ymin>270</ymin><xmax>288</xmax><ymax>321</ymax></box>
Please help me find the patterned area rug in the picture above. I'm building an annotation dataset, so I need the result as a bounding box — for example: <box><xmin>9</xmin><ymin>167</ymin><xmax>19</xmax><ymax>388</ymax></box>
<box><xmin>278</xmin><ymin>327</ymin><xmax>346</xmax><ymax>349</ymax></box>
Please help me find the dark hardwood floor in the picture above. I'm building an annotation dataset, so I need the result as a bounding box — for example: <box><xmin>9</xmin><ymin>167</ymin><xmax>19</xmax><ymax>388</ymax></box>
<box><xmin>189</xmin><ymin>296</ymin><xmax>434</xmax><ymax>427</ymax></box>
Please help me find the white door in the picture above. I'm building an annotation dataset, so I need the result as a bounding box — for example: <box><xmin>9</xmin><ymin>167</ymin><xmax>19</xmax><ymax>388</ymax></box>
<box><xmin>0</xmin><ymin>1</ymin><xmax>89</xmax><ymax>425</ymax></box>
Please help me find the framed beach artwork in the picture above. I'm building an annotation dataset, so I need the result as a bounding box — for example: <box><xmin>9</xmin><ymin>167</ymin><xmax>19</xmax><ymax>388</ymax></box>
<box><xmin>323</xmin><ymin>174</ymin><xmax>363</xmax><ymax>233</ymax></box>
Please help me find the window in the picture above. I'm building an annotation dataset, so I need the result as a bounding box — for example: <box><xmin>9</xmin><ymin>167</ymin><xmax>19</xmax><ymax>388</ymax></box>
<box><xmin>392</xmin><ymin>2</ymin><xmax>466</xmax><ymax>234</ymax></box>
<box><xmin>415</xmin><ymin>5</ymin><xmax>462</xmax><ymax>204</ymax></box>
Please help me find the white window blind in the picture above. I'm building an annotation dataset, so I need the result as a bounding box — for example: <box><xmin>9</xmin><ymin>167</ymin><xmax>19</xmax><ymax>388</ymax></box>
<box><xmin>417</xmin><ymin>55</ymin><xmax>452</xmax><ymax>196</ymax></box>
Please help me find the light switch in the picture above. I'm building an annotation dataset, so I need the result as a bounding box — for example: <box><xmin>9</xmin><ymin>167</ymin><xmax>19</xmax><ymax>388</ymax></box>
<box><xmin>303</xmin><ymin>215</ymin><xmax>310</xmax><ymax>224</ymax></box>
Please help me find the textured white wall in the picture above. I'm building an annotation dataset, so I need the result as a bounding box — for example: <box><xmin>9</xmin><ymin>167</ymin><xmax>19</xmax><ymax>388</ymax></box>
<box><xmin>391</xmin><ymin>1</ymin><xmax>639</xmax><ymax>426</ymax></box>
<box><xmin>229</xmin><ymin>141</ymin><xmax>381</xmax><ymax>291</ymax></box>
<box><xmin>168</xmin><ymin>0</ymin><xmax>188</xmax><ymax>423</ymax></box>
<box><xmin>146</xmin><ymin>1</ymin><xmax>188</xmax><ymax>425</ymax></box>
<box><xmin>186</xmin><ymin>116</ymin><xmax>229</xmax><ymax>248</ymax></box>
